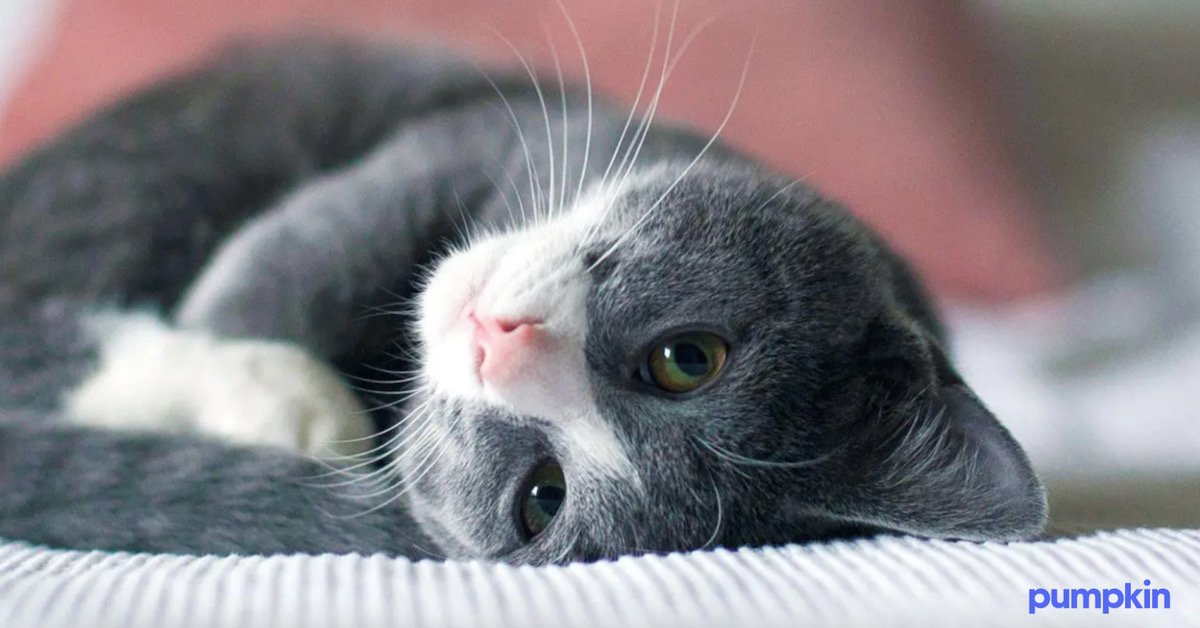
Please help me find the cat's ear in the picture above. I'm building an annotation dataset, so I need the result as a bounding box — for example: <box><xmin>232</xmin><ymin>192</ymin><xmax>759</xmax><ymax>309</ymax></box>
<box><xmin>827</xmin><ymin>315</ymin><xmax>1047</xmax><ymax>541</ymax></box>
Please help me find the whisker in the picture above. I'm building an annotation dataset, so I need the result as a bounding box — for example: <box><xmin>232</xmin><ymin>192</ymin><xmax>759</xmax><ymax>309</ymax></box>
<box><xmin>337</xmin><ymin>425</ymin><xmax>441</xmax><ymax>497</ymax></box>
<box><xmin>339</xmin><ymin>388</ymin><xmax>408</xmax><ymax>411</ymax></box>
<box><xmin>608</xmin><ymin>9</ymin><xmax>718</xmax><ymax>198</ymax></box>
<box><xmin>604</xmin><ymin>0</ymin><xmax>678</xmax><ymax>199</ymax></box>
<box><xmin>299</xmin><ymin>452</ymin><xmax>389</xmax><ymax>491</ymax></box>
<box><xmin>449</xmin><ymin>184</ymin><xmax>483</xmax><ymax>247</ymax></box>
<box><xmin>541</xmin><ymin>20</ymin><xmax>571</xmax><ymax>219</ymax></box>
<box><xmin>358</xmin><ymin>361</ymin><xmax>425</xmax><ymax>377</ymax></box>
<box><xmin>352</xmin><ymin>305</ymin><xmax>407</xmax><ymax>322</ymax></box>
<box><xmin>551</xmin><ymin>0</ymin><xmax>593</xmax><ymax>208</ymax></box>
<box><xmin>483</xmin><ymin>169</ymin><xmax>525</xmax><ymax>229</ymax></box>
<box><xmin>701</xmin><ymin>472</ymin><xmax>724</xmax><ymax>550</ymax></box>
<box><xmin>466</xmin><ymin>55</ymin><xmax>543</xmax><ymax>228</ymax></box>
<box><xmin>324</xmin><ymin>425</ymin><xmax>440</xmax><ymax>487</ymax></box>
<box><xmin>696</xmin><ymin>437</ymin><xmax>832</xmax><ymax>470</ymax></box>
<box><xmin>304</xmin><ymin>451</ymin><xmax>396</xmax><ymax>490</ymax></box>
<box><xmin>330</xmin><ymin>458</ymin><xmax>406</xmax><ymax>494</ymax></box>
<box><xmin>341</xmin><ymin>427</ymin><xmax>455</xmax><ymax>517</ymax></box>
<box><xmin>585</xmin><ymin>1</ymin><xmax>716</xmax><ymax>248</ymax></box>
<box><xmin>601</xmin><ymin>10</ymin><xmax>723</xmax><ymax>232</ymax></box>
<box><xmin>587</xmin><ymin>37</ymin><xmax>756</xmax><ymax>273</ymax></box>
<box><xmin>606</xmin><ymin>0</ymin><xmax>682</xmax><ymax>195</ymax></box>
<box><xmin>353</xmin><ymin>288</ymin><xmax>417</xmax><ymax>322</ymax></box>
<box><xmin>380</xmin><ymin>343</ymin><xmax>425</xmax><ymax>365</ymax></box>
<box><xmin>576</xmin><ymin>0</ymin><xmax>665</xmax><ymax>249</ymax></box>
<box><xmin>341</xmin><ymin>374</ymin><xmax>424</xmax><ymax>412</ymax></box>
<box><xmin>343</xmin><ymin>371</ymin><xmax>423</xmax><ymax>387</ymax></box>
<box><xmin>485</xmin><ymin>27</ymin><xmax>557</xmax><ymax>223</ymax></box>
<box><xmin>498</xmin><ymin>162</ymin><xmax>532</xmax><ymax>227</ymax></box>
<box><xmin>299</xmin><ymin>399</ymin><xmax>437</xmax><ymax>483</ymax></box>
<box><xmin>595</xmin><ymin>0</ymin><xmax>664</xmax><ymax>196</ymax></box>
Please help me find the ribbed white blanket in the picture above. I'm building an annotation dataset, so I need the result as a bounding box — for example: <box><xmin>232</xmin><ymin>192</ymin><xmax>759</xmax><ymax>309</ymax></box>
<box><xmin>1</xmin><ymin>528</ymin><xmax>1197</xmax><ymax>628</ymax></box>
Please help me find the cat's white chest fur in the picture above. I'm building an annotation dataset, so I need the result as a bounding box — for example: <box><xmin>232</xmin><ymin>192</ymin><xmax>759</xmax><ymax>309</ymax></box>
<box><xmin>64</xmin><ymin>313</ymin><xmax>373</xmax><ymax>458</ymax></box>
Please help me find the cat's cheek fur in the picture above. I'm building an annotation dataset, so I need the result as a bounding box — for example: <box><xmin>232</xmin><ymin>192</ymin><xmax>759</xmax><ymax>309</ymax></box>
<box><xmin>554</xmin><ymin>417</ymin><xmax>641</xmax><ymax>488</ymax></box>
<box><xmin>62</xmin><ymin>312</ymin><xmax>373</xmax><ymax>457</ymax></box>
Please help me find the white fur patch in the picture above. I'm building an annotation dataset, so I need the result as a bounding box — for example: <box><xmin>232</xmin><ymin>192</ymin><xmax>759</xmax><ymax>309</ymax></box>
<box><xmin>65</xmin><ymin>313</ymin><xmax>373</xmax><ymax>458</ymax></box>
<box><xmin>417</xmin><ymin>235</ymin><xmax>511</xmax><ymax>401</ymax></box>
<box><xmin>558</xmin><ymin>413</ymin><xmax>640</xmax><ymax>488</ymax></box>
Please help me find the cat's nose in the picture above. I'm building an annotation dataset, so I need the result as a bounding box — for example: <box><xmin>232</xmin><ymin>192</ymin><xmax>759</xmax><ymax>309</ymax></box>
<box><xmin>468</xmin><ymin>312</ymin><xmax>546</xmax><ymax>383</ymax></box>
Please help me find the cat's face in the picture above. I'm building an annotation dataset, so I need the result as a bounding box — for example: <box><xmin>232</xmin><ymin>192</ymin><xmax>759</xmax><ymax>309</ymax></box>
<box><xmin>406</xmin><ymin>160</ymin><xmax>1046</xmax><ymax>564</ymax></box>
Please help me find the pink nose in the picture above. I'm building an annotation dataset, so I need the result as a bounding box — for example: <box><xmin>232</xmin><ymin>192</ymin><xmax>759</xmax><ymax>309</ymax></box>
<box><xmin>469</xmin><ymin>312</ymin><xmax>544</xmax><ymax>383</ymax></box>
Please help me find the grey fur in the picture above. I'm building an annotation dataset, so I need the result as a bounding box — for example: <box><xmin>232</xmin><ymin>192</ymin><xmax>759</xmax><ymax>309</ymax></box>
<box><xmin>0</xmin><ymin>37</ymin><xmax>1046</xmax><ymax>562</ymax></box>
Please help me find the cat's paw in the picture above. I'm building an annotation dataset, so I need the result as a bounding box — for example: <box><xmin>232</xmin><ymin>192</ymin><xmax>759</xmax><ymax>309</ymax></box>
<box><xmin>64</xmin><ymin>313</ymin><xmax>374</xmax><ymax>458</ymax></box>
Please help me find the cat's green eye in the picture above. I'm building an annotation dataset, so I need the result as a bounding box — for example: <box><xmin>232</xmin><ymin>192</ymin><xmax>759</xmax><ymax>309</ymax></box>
<box><xmin>518</xmin><ymin>460</ymin><xmax>566</xmax><ymax>539</ymax></box>
<box><xmin>644</xmin><ymin>332</ymin><xmax>729</xmax><ymax>394</ymax></box>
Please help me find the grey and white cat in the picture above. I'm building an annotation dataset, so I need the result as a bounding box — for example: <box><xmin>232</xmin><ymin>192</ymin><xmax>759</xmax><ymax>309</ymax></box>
<box><xmin>0</xmin><ymin>38</ymin><xmax>1046</xmax><ymax>563</ymax></box>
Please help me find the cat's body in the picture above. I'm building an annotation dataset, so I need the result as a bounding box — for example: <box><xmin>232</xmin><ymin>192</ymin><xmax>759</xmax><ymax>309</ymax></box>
<box><xmin>0</xmin><ymin>38</ymin><xmax>1045</xmax><ymax>563</ymax></box>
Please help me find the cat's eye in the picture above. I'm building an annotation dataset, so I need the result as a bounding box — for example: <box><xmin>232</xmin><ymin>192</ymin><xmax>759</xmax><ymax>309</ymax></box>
<box><xmin>642</xmin><ymin>332</ymin><xmax>729</xmax><ymax>394</ymax></box>
<box><xmin>518</xmin><ymin>460</ymin><xmax>566</xmax><ymax>539</ymax></box>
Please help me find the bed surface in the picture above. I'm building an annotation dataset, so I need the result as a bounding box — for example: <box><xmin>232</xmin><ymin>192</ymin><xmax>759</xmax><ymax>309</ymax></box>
<box><xmin>2</xmin><ymin>528</ymin><xmax>1198</xmax><ymax>628</ymax></box>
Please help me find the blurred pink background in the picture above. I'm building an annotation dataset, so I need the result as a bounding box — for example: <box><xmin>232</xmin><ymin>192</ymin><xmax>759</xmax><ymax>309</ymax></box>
<box><xmin>0</xmin><ymin>0</ymin><xmax>1060</xmax><ymax>303</ymax></box>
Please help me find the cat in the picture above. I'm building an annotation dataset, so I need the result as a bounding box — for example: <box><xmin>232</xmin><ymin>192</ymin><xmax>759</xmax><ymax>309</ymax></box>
<box><xmin>0</xmin><ymin>36</ymin><xmax>1046</xmax><ymax>564</ymax></box>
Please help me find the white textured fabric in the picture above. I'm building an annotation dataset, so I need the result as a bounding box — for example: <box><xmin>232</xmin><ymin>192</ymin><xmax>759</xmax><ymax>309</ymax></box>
<box><xmin>1</xmin><ymin>528</ymin><xmax>1197</xmax><ymax>628</ymax></box>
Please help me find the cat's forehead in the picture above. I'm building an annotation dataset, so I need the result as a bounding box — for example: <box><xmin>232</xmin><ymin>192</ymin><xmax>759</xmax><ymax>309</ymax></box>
<box><xmin>591</xmin><ymin>163</ymin><xmax>834</xmax><ymax>259</ymax></box>
<box><xmin>583</xmin><ymin>164</ymin><xmax>871</xmax><ymax>323</ymax></box>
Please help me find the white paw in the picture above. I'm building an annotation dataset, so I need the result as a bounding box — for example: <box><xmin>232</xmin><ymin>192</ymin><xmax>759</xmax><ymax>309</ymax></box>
<box><xmin>64</xmin><ymin>313</ymin><xmax>374</xmax><ymax>459</ymax></box>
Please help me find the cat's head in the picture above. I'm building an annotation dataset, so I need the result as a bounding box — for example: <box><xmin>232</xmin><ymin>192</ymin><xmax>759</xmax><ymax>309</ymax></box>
<box><xmin>404</xmin><ymin>159</ymin><xmax>1046</xmax><ymax>564</ymax></box>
